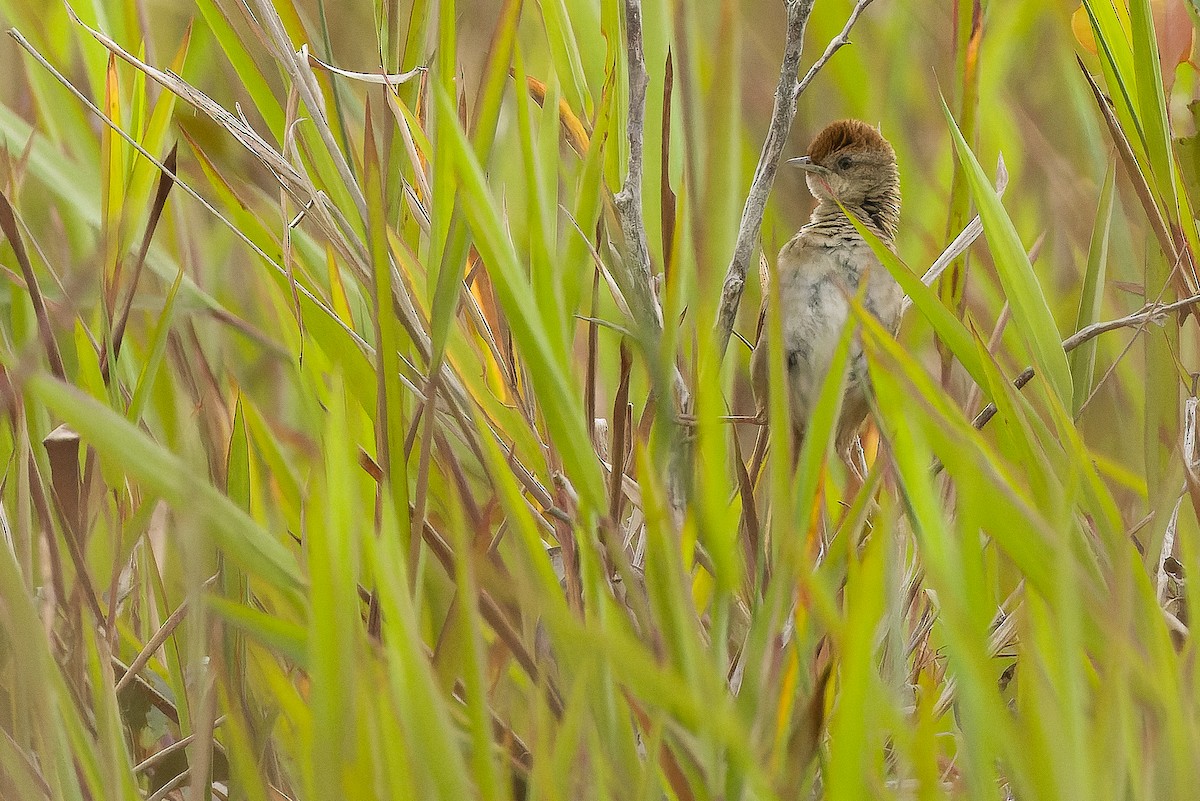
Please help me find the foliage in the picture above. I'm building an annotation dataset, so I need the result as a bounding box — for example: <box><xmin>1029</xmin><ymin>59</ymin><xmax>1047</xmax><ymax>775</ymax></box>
<box><xmin>1</xmin><ymin>0</ymin><xmax>1199</xmax><ymax>799</ymax></box>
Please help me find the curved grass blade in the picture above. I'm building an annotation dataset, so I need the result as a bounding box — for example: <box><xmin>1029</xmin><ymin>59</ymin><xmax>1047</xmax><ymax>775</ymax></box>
<box><xmin>26</xmin><ymin>373</ymin><xmax>304</xmax><ymax>603</ymax></box>
<box><xmin>942</xmin><ymin>99</ymin><xmax>1073</xmax><ymax>408</ymax></box>
<box><xmin>836</xmin><ymin>199</ymin><xmax>988</xmax><ymax>392</ymax></box>
<box><xmin>434</xmin><ymin>85</ymin><xmax>605</xmax><ymax>510</ymax></box>
<box><xmin>1070</xmin><ymin>163</ymin><xmax>1116</xmax><ymax>415</ymax></box>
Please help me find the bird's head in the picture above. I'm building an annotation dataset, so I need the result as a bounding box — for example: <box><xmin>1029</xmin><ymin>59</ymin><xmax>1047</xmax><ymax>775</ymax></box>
<box><xmin>790</xmin><ymin>119</ymin><xmax>900</xmax><ymax>235</ymax></box>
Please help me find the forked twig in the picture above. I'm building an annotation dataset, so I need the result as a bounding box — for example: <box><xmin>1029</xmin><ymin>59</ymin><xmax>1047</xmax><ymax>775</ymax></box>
<box><xmin>795</xmin><ymin>0</ymin><xmax>876</xmax><ymax>97</ymax></box>
<box><xmin>972</xmin><ymin>288</ymin><xmax>1200</xmax><ymax>430</ymax></box>
<box><xmin>613</xmin><ymin>0</ymin><xmax>663</xmax><ymax>337</ymax></box>
<box><xmin>714</xmin><ymin>0</ymin><xmax>814</xmax><ymax>359</ymax></box>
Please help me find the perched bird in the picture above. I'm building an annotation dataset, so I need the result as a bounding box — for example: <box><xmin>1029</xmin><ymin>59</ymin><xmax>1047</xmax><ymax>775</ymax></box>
<box><xmin>750</xmin><ymin>119</ymin><xmax>903</xmax><ymax>459</ymax></box>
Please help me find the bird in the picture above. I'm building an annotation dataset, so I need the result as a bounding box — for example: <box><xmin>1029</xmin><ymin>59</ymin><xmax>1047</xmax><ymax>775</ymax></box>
<box><xmin>750</xmin><ymin>119</ymin><xmax>903</xmax><ymax>463</ymax></box>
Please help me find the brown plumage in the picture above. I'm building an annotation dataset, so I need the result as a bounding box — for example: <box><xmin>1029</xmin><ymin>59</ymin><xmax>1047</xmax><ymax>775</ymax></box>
<box><xmin>750</xmin><ymin>119</ymin><xmax>903</xmax><ymax>461</ymax></box>
<box><xmin>805</xmin><ymin>119</ymin><xmax>891</xmax><ymax>164</ymax></box>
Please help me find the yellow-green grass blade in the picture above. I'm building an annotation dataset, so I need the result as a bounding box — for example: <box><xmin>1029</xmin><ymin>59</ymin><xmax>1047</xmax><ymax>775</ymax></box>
<box><xmin>1079</xmin><ymin>0</ymin><xmax>1145</xmax><ymax>159</ymax></box>
<box><xmin>1128</xmin><ymin>0</ymin><xmax>1177</xmax><ymax>209</ymax></box>
<box><xmin>441</xmin><ymin>485</ymin><xmax>505</xmax><ymax>801</ymax></box>
<box><xmin>364</xmin><ymin>101</ymin><xmax>412</xmax><ymax>546</ymax></box>
<box><xmin>81</xmin><ymin>624</ymin><xmax>139</xmax><ymax>801</ymax></box>
<box><xmin>637</xmin><ymin>443</ymin><xmax>706</xmax><ymax>682</ymax></box>
<box><xmin>939</xmin><ymin>0</ymin><xmax>983</xmax><ymax>318</ymax></box>
<box><xmin>425</xmin><ymin>0</ymin><xmax>469</xmax><ymax>369</ymax></box>
<box><xmin>473</xmin><ymin>404</ymin><xmax>572</xmax><ymax>614</ymax></box>
<box><xmin>100</xmin><ymin>53</ymin><xmax>125</xmax><ymax>298</ymax></box>
<box><xmin>308</xmin><ymin>373</ymin><xmax>365</xmax><ymax>798</ymax></box>
<box><xmin>866</xmin><ymin>357</ymin><xmax>1029</xmax><ymax>797</ymax></box>
<box><xmin>561</xmin><ymin>64</ymin><xmax>613</xmax><ymax>327</ymax></box>
<box><xmin>854</xmin><ymin>299</ymin><xmax>1060</xmax><ymax>597</ymax></box>
<box><xmin>690</xmin><ymin>324</ymin><xmax>741</xmax><ymax>595</ymax></box>
<box><xmin>514</xmin><ymin>49</ymin><xmax>566</xmax><ymax>357</ymax></box>
<box><xmin>1143</xmin><ymin>248</ymin><xmax>1179</xmax><ymax>495</ymax></box>
<box><xmin>240</xmin><ymin>396</ymin><xmax>304</xmax><ymax>533</ymax></box>
<box><xmin>539</xmin><ymin>0</ymin><xmax>593</xmax><ymax>119</ymax></box>
<box><xmin>837</xmin><ymin>198</ymin><xmax>989</xmax><ymax>393</ymax></box>
<box><xmin>193</xmin><ymin>0</ymin><xmax>284</xmax><ymax>140</ymax></box>
<box><xmin>122</xmin><ymin>26</ymin><xmax>191</xmax><ymax>241</ymax></box>
<box><xmin>943</xmin><ymin>100</ymin><xmax>1073</xmax><ymax>408</ymax></box>
<box><xmin>0</xmin><ymin>2</ymin><xmax>94</xmax><ymax>146</ymax></box>
<box><xmin>435</xmin><ymin>84</ymin><xmax>605</xmax><ymax>510</ymax></box>
<box><xmin>698</xmin><ymin>0</ymin><xmax>742</xmax><ymax>285</ymax></box>
<box><xmin>471</xmin><ymin>0</ymin><xmax>522</xmax><ymax>159</ymax></box>
<box><xmin>786</xmin><ymin>303</ymin><xmax>855</xmax><ymax>571</ymax></box>
<box><xmin>125</xmin><ymin>260</ymin><xmax>184</xmax><ymax>424</ymax></box>
<box><xmin>1070</xmin><ymin>163</ymin><xmax>1115</xmax><ymax>415</ymax></box>
<box><xmin>0</xmin><ymin>536</ymin><xmax>91</xmax><ymax>801</ymax></box>
<box><xmin>26</xmin><ymin>373</ymin><xmax>305</xmax><ymax>604</ymax></box>
<box><xmin>823</xmin><ymin>523</ymin><xmax>888</xmax><ymax>800</ymax></box>
<box><xmin>970</xmin><ymin>325</ymin><xmax>1058</xmax><ymax>504</ymax></box>
<box><xmin>367</xmin><ymin>498</ymin><xmax>474</xmax><ymax>800</ymax></box>
<box><xmin>0</xmin><ymin>103</ymin><xmax>228</xmax><ymax>318</ymax></box>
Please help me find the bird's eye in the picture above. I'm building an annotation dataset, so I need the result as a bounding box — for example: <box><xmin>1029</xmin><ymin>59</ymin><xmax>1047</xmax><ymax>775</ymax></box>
<box><xmin>837</xmin><ymin>156</ymin><xmax>853</xmax><ymax>170</ymax></box>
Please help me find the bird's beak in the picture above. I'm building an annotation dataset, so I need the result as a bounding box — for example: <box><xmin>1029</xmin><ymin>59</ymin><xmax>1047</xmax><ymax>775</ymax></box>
<box><xmin>788</xmin><ymin>155</ymin><xmax>831</xmax><ymax>177</ymax></box>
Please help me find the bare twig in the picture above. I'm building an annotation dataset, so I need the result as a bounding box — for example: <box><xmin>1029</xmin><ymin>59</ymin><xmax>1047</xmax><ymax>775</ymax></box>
<box><xmin>612</xmin><ymin>0</ymin><xmax>700</xmax><ymax>534</ymax></box>
<box><xmin>972</xmin><ymin>289</ymin><xmax>1200</xmax><ymax>429</ymax></box>
<box><xmin>795</xmin><ymin>0</ymin><xmax>876</xmax><ymax>97</ymax></box>
<box><xmin>613</xmin><ymin>0</ymin><xmax>664</xmax><ymax>336</ymax></box>
<box><xmin>714</xmin><ymin>0</ymin><xmax>815</xmax><ymax>359</ymax></box>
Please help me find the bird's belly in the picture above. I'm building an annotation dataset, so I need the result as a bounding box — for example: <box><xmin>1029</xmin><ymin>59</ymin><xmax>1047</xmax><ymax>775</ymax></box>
<box><xmin>777</xmin><ymin>261</ymin><xmax>902</xmax><ymax>421</ymax></box>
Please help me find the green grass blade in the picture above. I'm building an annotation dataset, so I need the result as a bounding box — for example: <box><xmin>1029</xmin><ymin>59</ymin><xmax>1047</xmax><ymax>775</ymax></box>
<box><xmin>433</xmin><ymin>84</ymin><xmax>605</xmax><ymax>510</ymax></box>
<box><xmin>26</xmin><ymin>373</ymin><xmax>305</xmax><ymax>602</ymax></box>
<box><xmin>838</xmin><ymin>199</ymin><xmax>989</xmax><ymax>392</ymax></box>
<box><xmin>943</xmin><ymin>99</ymin><xmax>1073</xmax><ymax>408</ymax></box>
<box><xmin>1070</xmin><ymin>162</ymin><xmax>1115</xmax><ymax>415</ymax></box>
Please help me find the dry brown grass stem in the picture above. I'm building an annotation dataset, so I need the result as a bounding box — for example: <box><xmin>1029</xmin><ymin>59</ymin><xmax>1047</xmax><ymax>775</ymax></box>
<box><xmin>972</xmin><ymin>287</ymin><xmax>1200</xmax><ymax>430</ymax></box>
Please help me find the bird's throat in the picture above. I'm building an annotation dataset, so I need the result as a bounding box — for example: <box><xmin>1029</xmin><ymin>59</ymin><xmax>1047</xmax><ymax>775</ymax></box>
<box><xmin>810</xmin><ymin>190</ymin><xmax>900</xmax><ymax>245</ymax></box>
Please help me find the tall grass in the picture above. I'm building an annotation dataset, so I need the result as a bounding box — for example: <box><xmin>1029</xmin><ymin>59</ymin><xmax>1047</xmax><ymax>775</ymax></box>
<box><xmin>1</xmin><ymin>0</ymin><xmax>1199</xmax><ymax>799</ymax></box>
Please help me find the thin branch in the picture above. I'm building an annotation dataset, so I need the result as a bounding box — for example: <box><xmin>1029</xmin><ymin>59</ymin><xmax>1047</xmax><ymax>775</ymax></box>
<box><xmin>795</xmin><ymin>0</ymin><xmax>876</xmax><ymax>97</ymax></box>
<box><xmin>972</xmin><ymin>289</ymin><xmax>1200</xmax><ymax>429</ymax></box>
<box><xmin>613</xmin><ymin>0</ymin><xmax>697</xmax><ymax>530</ymax></box>
<box><xmin>714</xmin><ymin>0</ymin><xmax>815</xmax><ymax>359</ymax></box>
<box><xmin>613</xmin><ymin>0</ymin><xmax>663</xmax><ymax>336</ymax></box>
